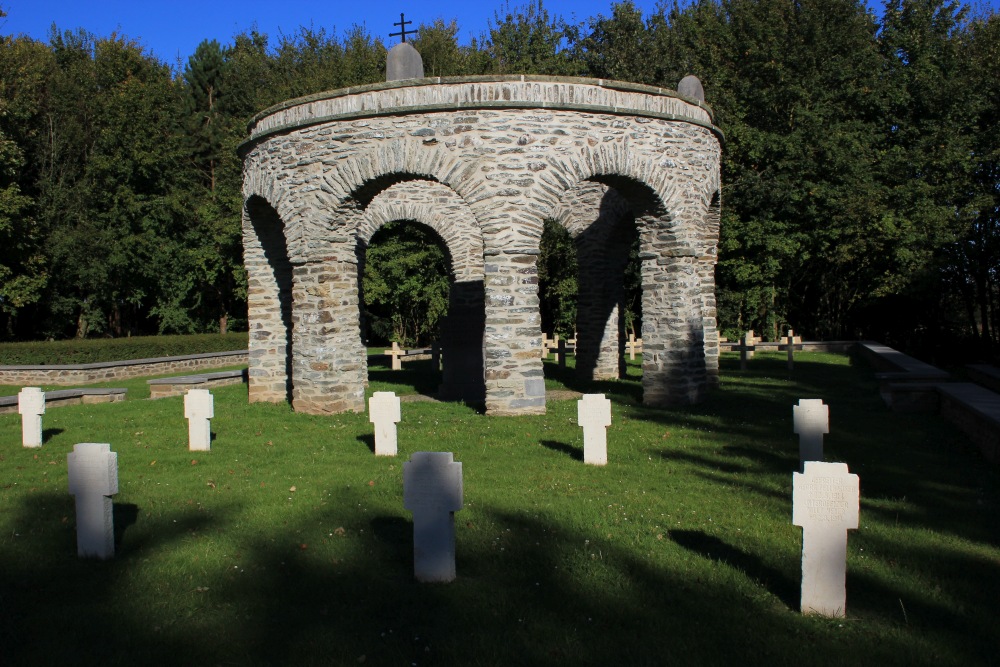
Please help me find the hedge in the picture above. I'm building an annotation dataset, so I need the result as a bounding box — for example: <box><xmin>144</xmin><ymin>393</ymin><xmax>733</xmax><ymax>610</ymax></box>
<box><xmin>0</xmin><ymin>333</ymin><xmax>249</xmax><ymax>365</ymax></box>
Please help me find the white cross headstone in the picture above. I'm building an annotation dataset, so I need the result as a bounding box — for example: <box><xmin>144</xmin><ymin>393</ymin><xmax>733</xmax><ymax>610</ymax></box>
<box><xmin>403</xmin><ymin>452</ymin><xmax>463</xmax><ymax>582</ymax></box>
<box><xmin>627</xmin><ymin>333</ymin><xmax>640</xmax><ymax>361</ymax></box>
<box><xmin>384</xmin><ymin>341</ymin><xmax>403</xmax><ymax>370</ymax></box>
<box><xmin>784</xmin><ymin>329</ymin><xmax>803</xmax><ymax>371</ymax></box>
<box><xmin>541</xmin><ymin>333</ymin><xmax>551</xmax><ymax>359</ymax></box>
<box><xmin>18</xmin><ymin>387</ymin><xmax>45</xmax><ymax>448</ymax></box>
<box><xmin>578</xmin><ymin>394</ymin><xmax>612</xmax><ymax>465</ymax></box>
<box><xmin>793</xmin><ymin>398</ymin><xmax>829</xmax><ymax>471</ymax></box>
<box><xmin>184</xmin><ymin>389</ymin><xmax>214</xmax><ymax>451</ymax></box>
<box><xmin>792</xmin><ymin>461</ymin><xmax>860</xmax><ymax>617</ymax></box>
<box><xmin>369</xmin><ymin>391</ymin><xmax>401</xmax><ymax>456</ymax></box>
<box><xmin>67</xmin><ymin>443</ymin><xmax>119</xmax><ymax>560</ymax></box>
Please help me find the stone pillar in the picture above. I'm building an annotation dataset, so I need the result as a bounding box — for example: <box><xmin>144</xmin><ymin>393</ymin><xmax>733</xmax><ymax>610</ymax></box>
<box><xmin>483</xmin><ymin>250</ymin><xmax>545</xmax><ymax>415</ymax></box>
<box><xmin>243</xmin><ymin>197</ymin><xmax>293</xmax><ymax>404</ymax></box>
<box><xmin>639</xmin><ymin>215</ymin><xmax>707</xmax><ymax>407</ymax></box>
<box><xmin>575</xmin><ymin>225</ymin><xmax>632</xmax><ymax>381</ymax></box>
<box><xmin>439</xmin><ymin>280</ymin><xmax>486</xmax><ymax>404</ymax></box>
<box><xmin>290</xmin><ymin>258</ymin><xmax>366</xmax><ymax>414</ymax></box>
<box><xmin>698</xmin><ymin>192</ymin><xmax>722</xmax><ymax>388</ymax></box>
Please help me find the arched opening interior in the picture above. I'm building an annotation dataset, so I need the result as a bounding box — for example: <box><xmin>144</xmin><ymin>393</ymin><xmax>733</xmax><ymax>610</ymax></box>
<box><xmin>361</xmin><ymin>220</ymin><xmax>453</xmax><ymax>349</ymax></box>
<box><xmin>547</xmin><ymin>180</ymin><xmax>645</xmax><ymax>385</ymax></box>
<box><xmin>244</xmin><ymin>195</ymin><xmax>293</xmax><ymax>404</ymax></box>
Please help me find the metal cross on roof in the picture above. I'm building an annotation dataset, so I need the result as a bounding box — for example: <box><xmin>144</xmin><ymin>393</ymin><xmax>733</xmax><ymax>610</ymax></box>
<box><xmin>390</xmin><ymin>12</ymin><xmax>417</xmax><ymax>43</ymax></box>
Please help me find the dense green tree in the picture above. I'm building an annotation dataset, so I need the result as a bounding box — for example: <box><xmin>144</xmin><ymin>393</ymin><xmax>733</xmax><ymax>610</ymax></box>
<box><xmin>537</xmin><ymin>219</ymin><xmax>578</xmax><ymax>336</ymax></box>
<box><xmin>486</xmin><ymin>0</ymin><xmax>584</xmax><ymax>75</ymax></box>
<box><xmin>362</xmin><ymin>222</ymin><xmax>452</xmax><ymax>346</ymax></box>
<box><xmin>0</xmin><ymin>27</ymin><xmax>50</xmax><ymax>336</ymax></box>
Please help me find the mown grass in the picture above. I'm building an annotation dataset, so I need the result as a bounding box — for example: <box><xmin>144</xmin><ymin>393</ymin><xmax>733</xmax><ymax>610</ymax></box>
<box><xmin>0</xmin><ymin>351</ymin><xmax>997</xmax><ymax>666</ymax></box>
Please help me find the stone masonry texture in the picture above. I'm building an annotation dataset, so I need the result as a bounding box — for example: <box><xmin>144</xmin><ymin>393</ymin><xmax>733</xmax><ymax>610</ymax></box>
<box><xmin>240</xmin><ymin>76</ymin><xmax>722</xmax><ymax>415</ymax></box>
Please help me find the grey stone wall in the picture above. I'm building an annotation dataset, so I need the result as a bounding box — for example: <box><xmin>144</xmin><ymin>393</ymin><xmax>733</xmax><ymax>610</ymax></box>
<box><xmin>241</xmin><ymin>76</ymin><xmax>722</xmax><ymax>415</ymax></box>
<box><xmin>0</xmin><ymin>351</ymin><xmax>247</xmax><ymax>386</ymax></box>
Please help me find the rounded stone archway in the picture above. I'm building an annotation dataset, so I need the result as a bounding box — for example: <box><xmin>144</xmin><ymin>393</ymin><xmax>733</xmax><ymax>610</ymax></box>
<box><xmin>240</xmin><ymin>75</ymin><xmax>723</xmax><ymax>416</ymax></box>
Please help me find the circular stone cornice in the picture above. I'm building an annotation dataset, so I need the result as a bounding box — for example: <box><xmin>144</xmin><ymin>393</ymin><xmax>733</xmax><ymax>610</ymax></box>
<box><xmin>239</xmin><ymin>75</ymin><xmax>723</xmax><ymax>158</ymax></box>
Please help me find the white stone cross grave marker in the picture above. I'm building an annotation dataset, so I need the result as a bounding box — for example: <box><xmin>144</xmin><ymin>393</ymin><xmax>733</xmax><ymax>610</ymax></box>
<box><xmin>18</xmin><ymin>387</ymin><xmax>45</xmax><ymax>448</ymax></box>
<box><xmin>403</xmin><ymin>452</ymin><xmax>463</xmax><ymax>582</ymax></box>
<box><xmin>578</xmin><ymin>393</ymin><xmax>612</xmax><ymax>465</ymax></box>
<box><xmin>369</xmin><ymin>391</ymin><xmax>401</xmax><ymax>456</ymax></box>
<box><xmin>184</xmin><ymin>389</ymin><xmax>214</xmax><ymax>451</ymax></box>
<box><xmin>540</xmin><ymin>333</ymin><xmax>551</xmax><ymax>359</ymax></box>
<box><xmin>626</xmin><ymin>333</ymin><xmax>642</xmax><ymax>361</ymax></box>
<box><xmin>737</xmin><ymin>332</ymin><xmax>757</xmax><ymax>371</ymax></box>
<box><xmin>792</xmin><ymin>461</ymin><xmax>860</xmax><ymax>617</ymax></box>
<box><xmin>384</xmin><ymin>341</ymin><xmax>403</xmax><ymax>370</ymax></box>
<box><xmin>793</xmin><ymin>398</ymin><xmax>829</xmax><ymax>471</ymax></box>
<box><xmin>782</xmin><ymin>329</ymin><xmax>803</xmax><ymax>371</ymax></box>
<box><xmin>67</xmin><ymin>442</ymin><xmax>119</xmax><ymax>559</ymax></box>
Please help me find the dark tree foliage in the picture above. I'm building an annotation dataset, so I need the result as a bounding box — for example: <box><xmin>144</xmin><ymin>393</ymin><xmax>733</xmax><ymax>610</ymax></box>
<box><xmin>362</xmin><ymin>222</ymin><xmax>452</xmax><ymax>347</ymax></box>
<box><xmin>0</xmin><ymin>0</ymin><xmax>997</xmax><ymax>365</ymax></box>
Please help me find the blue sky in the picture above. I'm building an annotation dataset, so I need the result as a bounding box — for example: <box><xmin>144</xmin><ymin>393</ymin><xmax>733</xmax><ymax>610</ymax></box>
<box><xmin>0</xmin><ymin>0</ymin><xmax>665</xmax><ymax>66</ymax></box>
<box><xmin>2</xmin><ymin>0</ymin><xmax>997</xmax><ymax>68</ymax></box>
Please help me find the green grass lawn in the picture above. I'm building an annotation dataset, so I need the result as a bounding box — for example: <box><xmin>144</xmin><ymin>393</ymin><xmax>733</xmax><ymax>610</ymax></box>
<box><xmin>1</xmin><ymin>351</ymin><xmax>997</xmax><ymax>666</ymax></box>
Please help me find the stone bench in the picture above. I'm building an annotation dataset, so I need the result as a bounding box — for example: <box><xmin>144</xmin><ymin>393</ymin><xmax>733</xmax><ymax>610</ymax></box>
<box><xmin>0</xmin><ymin>388</ymin><xmax>127</xmax><ymax>415</ymax></box>
<box><xmin>966</xmin><ymin>364</ymin><xmax>1000</xmax><ymax>394</ymax></box>
<box><xmin>147</xmin><ymin>368</ymin><xmax>248</xmax><ymax>399</ymax></box>
<box><xmin>936</xmin><ymin>382</ymin><xmax>1000</xmax><ymax>463</ymax></box>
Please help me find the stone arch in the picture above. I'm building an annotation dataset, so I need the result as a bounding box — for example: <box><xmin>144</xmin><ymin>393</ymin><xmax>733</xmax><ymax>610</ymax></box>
<box><xmin>359</xmin><ymin>180</ymin><xmax>485</xmax><ymax>282</ymax></box>
<box><xmin>242</xmin><ymin>195</ymin><xmax>294</xmax><ymax>404</ymax></box>
<box><xmin>320</xmin><ymin>141</ymin><xmax>473</xmax><ymax>205</ymax></box>
<box><xmin>241</xmin><ymin>77</ymin><xmax>722</xmax><ymax>415</ymax></box>
<box><xmin>549</xmin><ymin>182</ymin><xmax>636</xmax><ymax>382</ymax></box>
<box><xmin>357</xmin><ymin>180</ymin><xmax>487</xmax><ymax>404</ymax></box>
<box><xmin>539</xmin><ymin>143</ymin><xmax>719</xmax><ymax>406</ymax></box>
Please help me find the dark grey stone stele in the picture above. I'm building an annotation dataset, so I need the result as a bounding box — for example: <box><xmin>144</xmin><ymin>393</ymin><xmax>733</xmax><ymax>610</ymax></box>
<box><xmin>678</xmin><ymin>75</ymin><xmax>705</xmax><ymax>102</ymax></box>
<box><xmin>386</xmin><ymin>42</ymin><xmax>424</xmax><ymax>81</ymax></box>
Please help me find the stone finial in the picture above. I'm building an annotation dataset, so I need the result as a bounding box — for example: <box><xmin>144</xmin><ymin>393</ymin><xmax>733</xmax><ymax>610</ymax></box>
<box><xmin>678</xmin><ymin>75</ymin><xmax>705</xmax><ymax>102</ymax></box>
<box><xmin>387</xmin><ymin>42</ymin><xmax>424</xmax><ymax>82</ymax></box>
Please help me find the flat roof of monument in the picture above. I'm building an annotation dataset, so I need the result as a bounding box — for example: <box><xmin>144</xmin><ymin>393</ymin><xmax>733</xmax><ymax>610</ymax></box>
<box><xmin>240</xmin><ymin>75</ymin><xmax>722</xmax><ymax>156</ymax></box>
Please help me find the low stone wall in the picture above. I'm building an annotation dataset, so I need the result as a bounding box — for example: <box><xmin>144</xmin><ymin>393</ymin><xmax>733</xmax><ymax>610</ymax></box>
<box><xmin>0</xmin><ymin>388</ymin><xmax>127</xmax><ymax>414</ymax></box>
<box><xmin>148</xmin><ymin>369</ymin><xmax>248</xmax><ymax>399</ymax></box>
<box><xmin>0</xmin><ymin>350</ymin><xmax>248</xmax><ymax>386</ymax></box>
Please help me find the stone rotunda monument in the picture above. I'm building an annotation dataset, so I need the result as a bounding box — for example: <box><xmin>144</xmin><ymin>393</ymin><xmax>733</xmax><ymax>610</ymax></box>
<box><xmin>239</xmin><ymin>42</ymin><xmax>723</xmax><ymax>416</ymax></box>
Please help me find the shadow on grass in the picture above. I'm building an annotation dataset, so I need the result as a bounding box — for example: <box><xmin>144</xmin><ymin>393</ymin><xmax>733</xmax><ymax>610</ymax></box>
<box><xmin>539</xmin><ymin>439</ymin><xmax>583</xmax><ymax>461</ymax></box>
<box><xmin>1</xmin><ymin>491</ymin><xmax>997</xmax><ymax>666</ymax></box>
<box><xmin>670</xmin><ymin>529</ymin><xmax>799</xmax><ymax>610</ymax></box>
<box><xmin>543</xmin><ymin>361</ymin><xmax>643</xmax><ymax>405</ymax></box>
<box><xmin>42</xmin><ymin>428</ymin><xmax>64</xmax><ymax>443</ymax></box>
<box><xmin>367</xmin><ymin>358</ymin><xmax>441</xmax><ymax>399</ymax></box>
<box><xmin>356</xmin><ymin>433</ymin><xmax>375</xmax><ymax>454</ymax></box>
<box><xmin>113</xmin><ymin>503</ymin><xmax>139</xmax><ymax>549</ymax></box>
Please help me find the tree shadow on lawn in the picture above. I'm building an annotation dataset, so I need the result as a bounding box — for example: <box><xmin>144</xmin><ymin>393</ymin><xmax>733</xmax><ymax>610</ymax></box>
<box><xmin>539</xmin><ymin>439</ymin><xmax>583</xmax><ymax>461</ymax></box>
<box><xmin>543</xmin><ymin>361</ymin><xmax>643</xmax><ymax>405</ymax></box>
<box><xmin>3</xmin><ymin>489</ymin><xmax>994</xmax><ymax>667</ymax></box>
<box><xmin>669</xmin><ymin>529</ymin><xmax>799</xmax><ymax>610</ymax></box>
<box><xmin>367</xmin><ymin>357</ymin><xmax>440</xmax><ymax>398</ymax></box>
